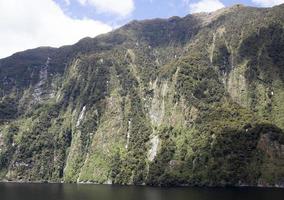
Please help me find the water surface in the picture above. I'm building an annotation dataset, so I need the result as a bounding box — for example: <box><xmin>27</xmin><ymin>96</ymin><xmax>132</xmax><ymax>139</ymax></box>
<box><xmin>0</xmin><ymin>183</ymin><xmax>283</xmax><ymax>200</ymax></box>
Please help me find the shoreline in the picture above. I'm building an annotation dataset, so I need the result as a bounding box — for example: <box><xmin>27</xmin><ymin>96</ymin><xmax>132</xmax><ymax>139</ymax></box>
<box><xmin>0</xmin><ymin>180</ymin><xmax>283</xmax><ymax>189</ymax></box>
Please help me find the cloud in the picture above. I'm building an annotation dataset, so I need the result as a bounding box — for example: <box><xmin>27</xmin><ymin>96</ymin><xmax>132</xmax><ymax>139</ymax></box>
<box><xmin>64</xmin><ymin>0</ymin><xmax>71</xmax><ymax>5</ymax></box>
<box><xmin>0</xmin><ymin>0</ymin><xmax>112</xmax><ymax>59</ymax></box>
<box><xmin>252</xmin><ymin>0</ymin><xmax>284</xmax><ymax>7</ymax></box>
<box><xmin>77</xmin><ymin>0</ymin><xmax>135</xmax><ymax>17</ymax></box>
<box><xmin>187</xmin><ymin>0</ymin><xmax>225</xmax><ymax>13</ymax></box>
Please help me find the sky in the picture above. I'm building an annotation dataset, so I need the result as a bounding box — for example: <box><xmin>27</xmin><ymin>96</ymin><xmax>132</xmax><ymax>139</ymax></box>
<box><xmin>0</xmin><ymin>0</ymin><xmax>284</xmax><ymax>58</ymax></box>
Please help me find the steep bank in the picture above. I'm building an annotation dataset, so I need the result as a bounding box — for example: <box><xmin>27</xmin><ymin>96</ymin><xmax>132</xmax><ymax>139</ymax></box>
<box><xmin>0</xmin><ymin>4</ymin><xmax>283</xmax><ymax>187</ymax></box>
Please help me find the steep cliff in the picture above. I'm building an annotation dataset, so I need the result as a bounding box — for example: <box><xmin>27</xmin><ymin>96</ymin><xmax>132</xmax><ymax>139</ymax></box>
<box><xmin>0</xmin><ymin>4</ymin><xmax>284</xmax><ymax>187</ymax></box>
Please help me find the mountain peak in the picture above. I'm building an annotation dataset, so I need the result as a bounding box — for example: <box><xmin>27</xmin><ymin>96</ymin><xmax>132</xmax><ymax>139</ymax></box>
<box><xmin>192</xmin><ymin>4</ymin><xmax>249</xmax><ymax>25</ymax></box>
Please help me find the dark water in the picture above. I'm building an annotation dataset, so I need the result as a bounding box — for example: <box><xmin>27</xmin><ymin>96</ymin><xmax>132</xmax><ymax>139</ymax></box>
<box><xmin>0</xmin><ymin>183</ymin><xmax>283</xmax><ymax>200</ymax></box>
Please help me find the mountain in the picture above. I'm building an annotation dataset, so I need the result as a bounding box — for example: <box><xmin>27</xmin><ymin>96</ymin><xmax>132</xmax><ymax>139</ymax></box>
<box><xmin>0</xmin><ymin>4</ymin><xmax>284</xmax><ymax>187</ymax></box>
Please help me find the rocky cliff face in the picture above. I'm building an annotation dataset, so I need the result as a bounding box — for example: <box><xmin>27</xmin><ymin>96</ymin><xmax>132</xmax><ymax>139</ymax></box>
<box><xmin>0</xmin><ymin>4</ymin><xmax>283</xmax><ymax>187</ymax></box>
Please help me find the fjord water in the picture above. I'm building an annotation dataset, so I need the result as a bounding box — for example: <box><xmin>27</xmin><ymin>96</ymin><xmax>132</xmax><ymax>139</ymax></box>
<box><xmin>0</xmin><ymin>183</ymin><xmax>283</xmax><ymax>200</ymax></box>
